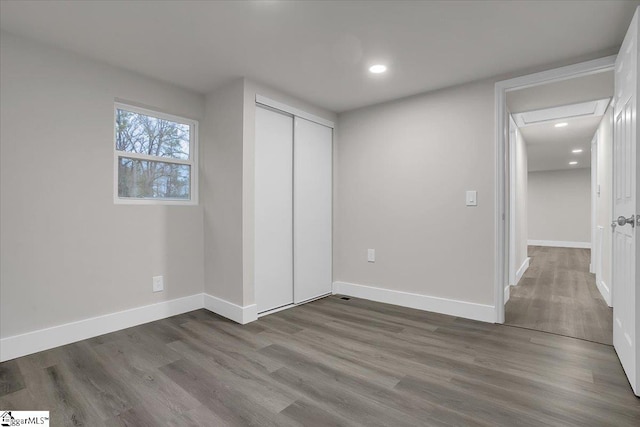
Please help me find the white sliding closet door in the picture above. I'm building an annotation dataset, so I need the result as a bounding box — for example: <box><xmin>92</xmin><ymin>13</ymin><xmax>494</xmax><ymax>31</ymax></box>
<box><xmin>294</xmin><ymin>117</ymin><xmax>332</xmax><ymax>303</ymax></box>
<box><xmin>255</xmin><ymin>106</ymin><xmax>294</xmax><ymax>313</ymax></box>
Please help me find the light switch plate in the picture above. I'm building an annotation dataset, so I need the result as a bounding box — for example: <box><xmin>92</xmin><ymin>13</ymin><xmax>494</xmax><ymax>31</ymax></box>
<box><xmin>367</xmin><ymin>249</ymin><xmax>375</xmax><ymax>263</ymax></box>
<box><xmin>466</xmin><ymin>190</ymin><xmax>478</xmax><ymax>206</ymax></box>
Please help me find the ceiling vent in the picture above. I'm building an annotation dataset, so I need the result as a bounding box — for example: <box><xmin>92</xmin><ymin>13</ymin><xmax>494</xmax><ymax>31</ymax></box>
<box><xmin>512</xmin><ymin>98</ymin><xmax>610</xmax><ymax>128</ymax></box>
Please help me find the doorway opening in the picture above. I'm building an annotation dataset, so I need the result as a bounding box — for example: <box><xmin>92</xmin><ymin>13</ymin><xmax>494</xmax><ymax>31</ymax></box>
<box><xmin>495</xmin><ymin>7</ymin><xmax>639</xmax><ymax>397</ymax></box>
<box><xmin>493</xmin><ymin>56</ymin><xmax>616</xmax><ymax>325</ymax></box>
<box><xmin>503</xmin><ymin>77</ymin><xmax>613</xmax><ymax>344</ymax></box>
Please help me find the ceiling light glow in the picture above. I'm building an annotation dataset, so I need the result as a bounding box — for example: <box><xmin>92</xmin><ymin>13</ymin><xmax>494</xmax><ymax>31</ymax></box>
<box><xmin>554</xmin><ymin>122</ymin><xmax>568</xmax><ymax>128</ymax></box>
<box><xmin>572</xmin><ymin>149</ymin><xmax>583</xmax><ymax>153</ymax></box>
<box><xmin>369</xmin><ymin>64</ymin><xmax>387</xmax><ymax>74</ymax></box>
<box><xmin>569</xmin><ymin>161</ymin><xmax>578</xmax><ymax>165</ymax></box>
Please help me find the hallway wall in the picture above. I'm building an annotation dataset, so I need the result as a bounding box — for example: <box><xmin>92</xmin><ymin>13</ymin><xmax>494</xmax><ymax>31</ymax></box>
<box><xmin>514</xmin><ymin>124</ymin><xmax>529</xmax><ymax>280</ymax></box>
<box><xmin>528</xmin><ymin>168</ymin><xmax>591</xmax><ymax>245</ymax></box>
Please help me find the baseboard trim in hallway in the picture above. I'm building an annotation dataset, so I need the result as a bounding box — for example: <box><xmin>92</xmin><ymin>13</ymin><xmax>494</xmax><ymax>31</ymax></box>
<box><xmin>515</xmin><ymin>257</ymin><xmax>530</xmax><ymax>285</ymax></box>
<box><xmin>597</xmin><ymin>279</ymin><xmax>613</xmax><ymax>307</ymax></box>
<box><xmin>527</xmin><ymin>239</ymin><xmax>591</xmax><ymax>249</ymax></box>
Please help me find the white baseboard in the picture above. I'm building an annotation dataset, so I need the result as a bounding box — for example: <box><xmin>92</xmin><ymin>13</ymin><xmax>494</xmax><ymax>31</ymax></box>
<box><xmin>528</xmin><ymin>240</ymin><xmax>591</xmax><ymax>249</ymax></box>
<box><xmin>596</xmin><ymin>279</ymin><xmax>612</xmax><ymax>307</ymax></box>
<box><xmin>332</xmin><ymin>281</ymin><xmax>495</xmax><ymax>323</ymax></box>
<box><xmin>504</xmin><ymin>285</ymin><xmax>510</xmax><ymax>304</ymax></box>
<box><xmin>1</xmin><ymin>292</ymin><xmax>262</xmax><ymax>362</ymax></box>
<box><xmin>515</xmin><ymin>257</ymin><xmax>530</xmax><ymax>285</ymax></box>
<box><xmin>0</xmin><ymin>294</ymin><xmax>203</xmax><ymax>362</ymax></box>
<box><xmin>203</xmin><ymin>293</ymin><xmax>257</xmax><ymax>325</ymax></box>
<box><xmin>332</xmin><ymin>281</ymin><xmax>340</xmax><ymax>295</ymax></box>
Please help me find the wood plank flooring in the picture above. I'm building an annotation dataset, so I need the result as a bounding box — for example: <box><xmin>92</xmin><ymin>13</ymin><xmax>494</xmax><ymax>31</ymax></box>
<box><xmin>506</xmin><ymin>246</ymin><xmax>613</xmax><ymax>345</ymax></box>
<box><xmin>1</xmin><ymin>296</ymin><xmax>638</xmax><ymax>426</ymax></box>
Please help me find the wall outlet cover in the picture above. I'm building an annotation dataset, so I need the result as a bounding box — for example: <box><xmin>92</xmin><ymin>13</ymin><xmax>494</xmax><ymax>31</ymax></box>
<box><xmin>152</xmin><ymin>276</ymin><xmax>164</xmax><ymax>292</ymax></box>
<box><xmin>367</xmin><ymin>249</ymin><xmax>375</xmax><ymax>262</ymax></box>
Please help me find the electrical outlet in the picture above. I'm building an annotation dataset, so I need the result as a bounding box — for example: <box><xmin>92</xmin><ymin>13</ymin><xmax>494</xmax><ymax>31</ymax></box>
<box><xmin>367</xmin><ymin>249</ymin><xmax>375</xmax><ymax>263</ymax></box>
<box><xmin>152</xmin><ymin>276</ymin><xmax>164</xmax><ymax>292</ymax></box>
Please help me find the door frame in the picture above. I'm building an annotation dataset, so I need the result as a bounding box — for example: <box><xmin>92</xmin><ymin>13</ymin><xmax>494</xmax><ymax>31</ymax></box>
<box><xmin>494</xmin><ymin>55</ymin><xmax>617</xmax><ymax>323</ymax></box>
<box><xmin>591</xmin><ymin>133</ymin><xmax>598</xmax><ymax>275</ymax></box>
<box><xmin>508</xmin><ymin>115</ymin><xmax>517</xmax><ymax>292</ymax></box>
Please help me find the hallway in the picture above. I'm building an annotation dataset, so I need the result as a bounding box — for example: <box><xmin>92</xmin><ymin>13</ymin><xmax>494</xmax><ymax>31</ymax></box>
<box><xmin>505</xmin><ymin>246</ymin><xmax>613</xmax><ymax>345</ymax></box>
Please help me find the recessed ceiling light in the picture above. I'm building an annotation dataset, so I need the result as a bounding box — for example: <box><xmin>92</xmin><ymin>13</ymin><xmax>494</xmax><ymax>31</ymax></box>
<box><xmin>572</xmin><ymin>149</ymin><xmax>583</xmax><ymax>153</ymax></box>
<box><xmin>569</xmin><ymin>161</ymin><xmax>578</xmax><ymax>165</ymax></box>
<box><xmin>555</xmin><ymin>122</ymin><xmax>568</xmax><ymax>128</ymax></box>
<box><xmin>369</xmin><ymin>64</ymin><xmax>387</xmax><ymax>74</ymax></box>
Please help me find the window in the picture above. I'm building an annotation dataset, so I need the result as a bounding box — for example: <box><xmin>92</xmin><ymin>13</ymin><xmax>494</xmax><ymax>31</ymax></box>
<box><xmin>114</xmin><ymin>103</ymin><xmax>198</xmax><ymax>204</ymax></box>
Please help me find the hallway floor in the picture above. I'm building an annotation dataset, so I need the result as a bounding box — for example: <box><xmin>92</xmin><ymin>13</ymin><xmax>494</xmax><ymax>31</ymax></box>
<box><xmin>506</xmin><ymin>246</ymin><xmax>613</xmax><ymax>345</ymax></box>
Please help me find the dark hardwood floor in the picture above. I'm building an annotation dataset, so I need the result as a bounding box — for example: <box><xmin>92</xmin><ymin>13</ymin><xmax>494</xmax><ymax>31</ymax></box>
<box><xmin>506</xmin><ymin>246</ymin><xmax>613</xmax><ymax>345</ymax></box>
<box><xmin>1</xmin><ymin>295</ymin><xmax>638</xmax><ymax>426</ymax></box>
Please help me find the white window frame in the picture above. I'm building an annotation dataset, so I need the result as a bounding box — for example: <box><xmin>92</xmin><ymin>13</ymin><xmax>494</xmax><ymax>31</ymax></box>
<box><xmin>113</xmin><ymin>102</ymin><xmax>199</xmax><ymax>205</ymax></box>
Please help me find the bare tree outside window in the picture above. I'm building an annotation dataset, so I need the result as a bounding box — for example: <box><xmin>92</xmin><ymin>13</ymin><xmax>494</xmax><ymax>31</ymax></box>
<box><xmin>114</xmin><ymin>106</ymin><xmax>196</xmax><ymax>201</ymax></box>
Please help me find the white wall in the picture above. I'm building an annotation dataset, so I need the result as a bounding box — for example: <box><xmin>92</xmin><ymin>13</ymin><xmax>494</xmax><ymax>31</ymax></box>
<box><xmin>514</xmin><ymin>127</ymin><xmax>529</xmax><ymax>277</ymax></box>
<box><xmin>1</xmin><ymin>29</ymin><xmax>614</xmax><ymax>341</ymax></box>
<box><xmin>0</xmin><ymin>33</ymin><xmax>206</xmax><ymax>338</ymax></box>
<box><xmin>0</xmin><ymin>33</ymin><xmax>333</xmax><ymax>345</ymax></box>
<box><xmin>595</xmin><ymin>106</ymin><xmax>613</xmax><ymax>303</ymax></box>
<box><xmin>528</xmin><ymin>168</ymin><xmax>591</xmax><ymax>244</ymax></box>
<box><xmin>202</xmin><ymin>79</ymin><xmax>245</xmax><ymax>306</ymax></box>
<box><xmin>335</xmin><ymin>79</ymin><xmax>496</xmax><ymax>306</ymax></box>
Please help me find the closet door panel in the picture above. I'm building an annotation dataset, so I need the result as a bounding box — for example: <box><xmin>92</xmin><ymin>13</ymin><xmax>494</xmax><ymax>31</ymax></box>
<box><xmin>294</xmin><ymin>117</ymin><xmax>332</xmax><ymax>303</ymax></box>
<box><xmin>255</xmin><ymin>106</ymin><xmax>294</xmax><ymax>313</ymax></box>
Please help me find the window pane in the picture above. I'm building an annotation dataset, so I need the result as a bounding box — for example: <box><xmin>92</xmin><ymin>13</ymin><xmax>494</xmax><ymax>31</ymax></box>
<box><xmin>118</xmin><ymin>157</ymin><xmax>190</xmax><ymax>199</ymax></box>
<box><xmin>115</xmin><ymin>109</ymin><xmax>190</xmax><ymax>160</ymax></box>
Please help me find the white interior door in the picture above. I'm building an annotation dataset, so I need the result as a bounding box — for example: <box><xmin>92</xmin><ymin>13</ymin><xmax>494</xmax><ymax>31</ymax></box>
<box><xmin>612</xmin><ymin>6</ymin><xmax>639</xmax><ymax>396</ymax></box>
<box><xmin>293</xmin><ymin>117</ymin><xmax>332</xmax><ymax>303</ymax></box>
<box><xmin>255</xmin><ymin>106</ymin><xmax>294</xmax><ymax>313</ymax></box>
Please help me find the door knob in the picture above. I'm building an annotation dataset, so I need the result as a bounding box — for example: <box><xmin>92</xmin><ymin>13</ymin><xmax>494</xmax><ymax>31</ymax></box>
<box><xmin>617</xmin><ymin>215</ymin><xmax>636</xmax><ymax>227</ymax></box>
